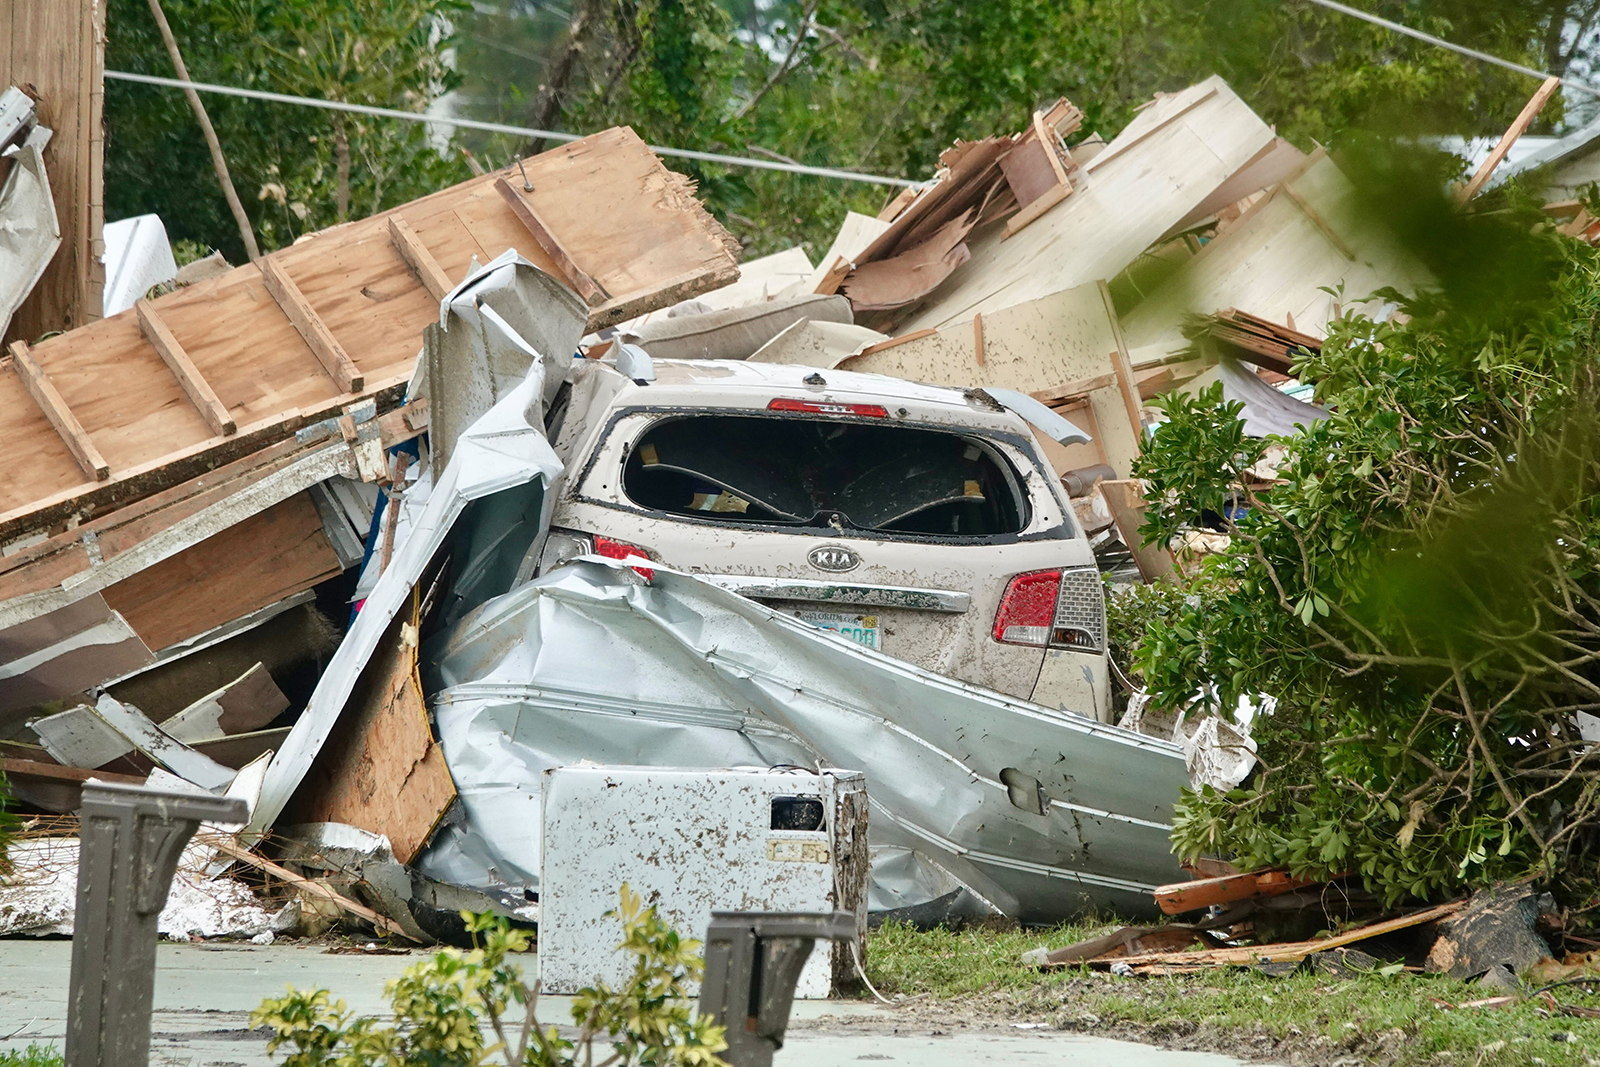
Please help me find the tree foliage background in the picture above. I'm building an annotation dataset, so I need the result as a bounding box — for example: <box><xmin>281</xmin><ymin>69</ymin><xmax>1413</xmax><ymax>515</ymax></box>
<box><xmin>108</xmin><ymin>0</ymin><xmax>1595</xmax><ymax>263</ymax></box>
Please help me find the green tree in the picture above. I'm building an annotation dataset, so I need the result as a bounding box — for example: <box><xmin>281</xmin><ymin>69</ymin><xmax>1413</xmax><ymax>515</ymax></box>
<box><xmin>105</xmin><ymin>0</ymin><xmax>473</xmax><ymax>259</ymax></box>
<box><xmin>1138</xmin><ymin>165</ymin><xmax>1600</xmax><ymax>905</ymax></box>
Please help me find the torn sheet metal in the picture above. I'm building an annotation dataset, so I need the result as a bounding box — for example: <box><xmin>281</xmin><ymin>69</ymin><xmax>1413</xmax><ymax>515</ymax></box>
<box><xmin>251</xmin><ymin>300</ymin><xmax>568</xmax><ymax>837</ymax></box>
<box><xmin>418</xmin><ymin>250</ymin><xmax>589</xmax><ymax>472</ymax></box>
<box><xmin>0</xmin><ymin>108</ymin><xmax>59</xmax><ymax>339</ymax></box>
<box><xmin>984</xmin><ymin>387</ymin><xmax>1092</xmax><ymax>446</ymax></box>
<box><xmin>416</xmin><ymin>557</ymin><xmax>1188</xmax><ymax>922</ymax></box>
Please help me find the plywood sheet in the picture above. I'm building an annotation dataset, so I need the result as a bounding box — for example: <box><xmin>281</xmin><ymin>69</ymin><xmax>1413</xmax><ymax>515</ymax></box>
<box><xmin>101</xmin><ymin>492</ymin><xmax>342</xmax><ymax>652</ymax></box>
<box><xmin>284</xmin><ymin>599</ymin><xmax>455</xmax><ymax>863</ymax></box>
<box><xmin>1</xmin><ymin>126</ymin><xmax>738</xmax><ymax>533</ymax></box>
<box><xmin>1119</xmin><ymin>152</ymin><xmax>1431</xmax><ymax>366</ymax></box>
<box><xmin>842</xmin><ymin>284</ymin><xmax>1143</xmax><ymax>477</ymax></box>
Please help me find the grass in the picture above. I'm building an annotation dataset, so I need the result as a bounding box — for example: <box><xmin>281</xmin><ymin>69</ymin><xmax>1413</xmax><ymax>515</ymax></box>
<box><xmin>863</xmin><ymin>921</ymin><xmax>1600</xmax><ymax>1066</ymax></box>
<box><xmin>0</xmin><ymin>1048</ymin><xmax>61</xmax><ymax>1067</ymax></box>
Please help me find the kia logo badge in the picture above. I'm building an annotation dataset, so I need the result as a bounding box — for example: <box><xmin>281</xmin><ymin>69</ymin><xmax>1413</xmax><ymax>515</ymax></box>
<box><xmin>808</xmin><ymin>545</ymin><xmax>860</xmax><ymax>572</ymax></box>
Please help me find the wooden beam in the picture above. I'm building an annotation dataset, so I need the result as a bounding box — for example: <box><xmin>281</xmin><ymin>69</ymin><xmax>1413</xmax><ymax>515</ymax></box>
<box><xmin>387</xmin><ymin>215</ymin><xmax>453</xmax><ymax>302</ymax></box>
<box><xmin>1097</xmin><ymin>479</ymin><xmax>1175</xmax><ymax>582</ymax></box>
<box><xmin>1098</xmin><ymin>280</ymin><xmax>1145</xmax><ymax>447</ymax></box>
<box><xmin>258</xmin><ymin>257</ymin><xmax>364</xmax><ymax>393</ymax></box>
<box><xmin>9</xmin><ymin>340</ymin><xmax>109</xmax><ymax>481</ymax></box>
<box><xmin>1459</xmin><ymin>76</ymin><xmax>1562</xmax><ymax>204</ymax></box>
<box><xmin>1003</xmin><ymin>182</ymin><xmax>1070</xmax><ymax>239</ymax></box>
<box><xmin>1280</xmin><ymin>181</ymin><xmax>1356</xmax><ymax>260</ymax></box>
<box><xmin>136</xmin><ymin>300</ymin><xmax>235</xmax><ymax>436</ymax></box>
<box><xmin>493</xmin><ymin>177</ymin><xmax>609</xmax><ymax>307</ymax></box>
<box><xmin>1033</xmin><ymin>109</ymin><xmax>1071</xmax><ymax>188</ymax></box>
<box><xmin>814</xmin><ymin>254</ymin><xmax>852</xmax><ymax>296</ymax></box>
<box><xmin>973</xmin><ymin>311</ymin><xmax>985</xmax><ymax>365</ymax></box>
<box><xmin>1030</xmin><ymin>372</ymin><xmax>1117</xmax><ymax>404</ymax></box>
<box><xmin>1083</xmin><ymin>84</ymin><xmax>1218</xmax><ymax>175</ymax></box>
<box><xmin>854</xmin><ymin>328</ymin><xmax>936</xmax><ymax>359</ymax></box>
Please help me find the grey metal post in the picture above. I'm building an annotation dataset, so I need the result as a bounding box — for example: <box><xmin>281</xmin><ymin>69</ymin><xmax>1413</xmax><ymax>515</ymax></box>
<box><xmin>699</xmin><ymin>911</ymin><xmax>858</xmax><ymax>1067</ymax></box>
<box><xmin>66</xmin><ymin>782</ymin><xmax>248</xmax><ymax>1067</ymax></box>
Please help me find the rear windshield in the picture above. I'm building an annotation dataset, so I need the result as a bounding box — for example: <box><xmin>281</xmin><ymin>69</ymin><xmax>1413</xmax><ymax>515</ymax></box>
<box><xmin>621</xmin><ymin>415</ymin><xmax>1028</xmax><ymax>536</ymax></box>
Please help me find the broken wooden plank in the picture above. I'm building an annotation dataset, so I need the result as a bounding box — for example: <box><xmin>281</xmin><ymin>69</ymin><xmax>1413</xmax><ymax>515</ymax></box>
<box><xmin>1030</xmin><ymin>373</ymin><xmax>1117</xmax><ymax>404</ymax></box>
<box><xmin>281</xmin><ymin>593</ymin><xmax>455</xmax><ymax>863</ymax></box>
<box><xmin>0</xmin><ymin>757</ymin><xmax>144</xmax><ymax>814</ymax></box>
<box><xmin>494</xmin><ymin>177</ymin><xmax>609</xmax><ymax>307</ymax></box>
<box><xmin>1110</xmin><ymin>900</ymin><xmax>1466</xmax><ymax>971</ymax></box>
<box><xmin>136</xmin><ymin>299</ymin><xmax>236</xmax><ymax>436</ymax></box>
<box><xmin>1097</xmin><ymin>479</ymin><xmax>1175</xmax><ymax>581</ymax></box>
<box><xmin>1155</xmin><ymin>868</ymin><xmax>1317</xmax><ymax>915</ymax></box>
<box><xmin>387</xmin><ymin>215</ymin><xmax>453</xmax><ymax>302</ymax></box>
<box><xmin>258</xmin><ymin>257</ymin><xmax>365</xmax><ymax>393</ymax></box>
<box><xmin>201</xmin><ymin>833</ymin><xmax>417</xmax><ymax>941</ymax></box>
<box><xmin>29</xmin><ymin>703</ymin><xmax>136</xmax><ymax>768</ymax></box>
<box><xmin>973</xmin><ymin>311</ymin><xmax>985</xmax><ymax>365</ymax></box>
<box><xmin>814</xmin><ymin>255</ymin><xmax>853</xmax><ymax>296</ymax></box>
<box><xmin>159</xmin><ymin>662</ymin><xmax>289</xmax><ymax>744</ymax></box>
<box><xmin>1099</xmin><ymin>280</ymin><xmax>1146</xmax><ymax>445</ymax></box>
<box><xmin>1459</xmin><ymin>76</ymin><xmax>1562</xmax><ymax>204</ymax></box>
<box><xmin>1003</xmin><ymin>182</ymin><xmax>1070</xmax><ymax>239</ymax></box>
<box><xmin>854</xmin><ymin>328</ymin><xmax>936</xmax><ymax>358</ymax></box>
<box><xmin>9</xmin><ymin>339</ymin><xmax>110</xmax><ymax>481</ymax></box>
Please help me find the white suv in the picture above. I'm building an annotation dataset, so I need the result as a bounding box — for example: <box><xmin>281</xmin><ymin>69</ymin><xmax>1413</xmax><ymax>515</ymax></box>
<box><xmin>534</xmin><ymin>358</ymin><xmax>1111</xmax><ymax>721</ymax></box>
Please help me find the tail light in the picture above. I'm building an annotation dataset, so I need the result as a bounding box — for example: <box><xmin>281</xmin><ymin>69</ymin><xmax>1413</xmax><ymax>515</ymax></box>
<box><xmin>993</xmin><ymin>567</ymin><xmax>1103</xmax><ymax>651</ymax></box>
<box><xmin>593</xmin><ymin>534</ymin><xmax>656</xmax><ymax>579</ymax></box>
<box><xmin>768</xmin><ymin>398</ymin><xmax>888</xmax><ymax>418</ymax></box>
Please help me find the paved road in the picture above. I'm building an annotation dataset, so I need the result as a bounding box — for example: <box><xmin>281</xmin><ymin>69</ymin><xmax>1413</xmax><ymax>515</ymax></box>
<box><xmin>0</xmin><ymin>940</ymin><xmax>1259</xmax><ymax>1066</ymax></box>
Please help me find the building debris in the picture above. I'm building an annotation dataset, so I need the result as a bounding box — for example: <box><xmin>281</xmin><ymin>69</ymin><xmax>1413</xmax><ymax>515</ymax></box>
<box><xmin>0</xmin><ymin>67</ymin><xmax>1445</xmax><ymax>962</ymax></box>
<box><xmin>1425</xmin><ymin>884</ymin><xmax>1558</xmax><ymax>980</ymax></box>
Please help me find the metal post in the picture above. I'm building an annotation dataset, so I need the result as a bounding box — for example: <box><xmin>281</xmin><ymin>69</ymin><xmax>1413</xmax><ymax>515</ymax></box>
<box><xmin>699</xmin><ymin>911</ymin><xmax>858</xmax><ymax>1067</ymax></box>
<box><xmin>66</xmin><ymin>782</ymin><xmax>248</xmax><ymax>1067</ymax></box>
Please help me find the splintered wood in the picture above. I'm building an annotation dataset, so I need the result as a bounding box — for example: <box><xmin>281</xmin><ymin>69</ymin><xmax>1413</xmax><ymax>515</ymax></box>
<box><xmin>0</xmin><ymin>127</ymin><xmax>739</xmax><ymax>542</ymax></box>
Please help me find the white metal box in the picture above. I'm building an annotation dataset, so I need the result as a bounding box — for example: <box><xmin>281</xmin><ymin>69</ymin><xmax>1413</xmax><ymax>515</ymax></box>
<box><xmin>538</xmin><ymin>765</ymin><xmax>868</xmax><ymax>998</ymax></box>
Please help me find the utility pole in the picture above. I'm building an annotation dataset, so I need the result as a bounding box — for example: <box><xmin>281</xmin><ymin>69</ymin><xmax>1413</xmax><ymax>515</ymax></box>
<box><xmin>1</xmin><ymin>0</ymin><xmax>106</xmax><ymax>342</ymax></box>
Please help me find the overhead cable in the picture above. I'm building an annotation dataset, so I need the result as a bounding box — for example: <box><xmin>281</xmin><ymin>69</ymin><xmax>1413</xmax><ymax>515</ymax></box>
<box><xmin>104</xmin><ymin>70</ymin><xmax>919</xmax><ymax>187</ymax></box>
<box><xmin>1304</xmin><ymin>0</ymin><xmax>1600</xmax><ymax>98</ymax></box>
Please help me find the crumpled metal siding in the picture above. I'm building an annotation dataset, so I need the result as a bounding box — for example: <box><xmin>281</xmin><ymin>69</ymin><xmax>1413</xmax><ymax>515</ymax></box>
<box><xmin>419</xmin><ymin>558</ymin><xmax>1189</xmax><ymax>922</ymax></box>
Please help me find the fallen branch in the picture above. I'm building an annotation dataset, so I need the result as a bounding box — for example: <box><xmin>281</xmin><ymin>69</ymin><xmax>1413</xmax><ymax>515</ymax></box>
<box><xmin>200</xmin><ymin>834</ymin><xmax>418</xmax><ymax>942</ymax></box>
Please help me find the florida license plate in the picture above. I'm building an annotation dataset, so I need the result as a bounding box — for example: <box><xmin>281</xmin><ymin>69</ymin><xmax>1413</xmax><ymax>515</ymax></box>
<box><xmin>792</xmin><ymin>610</ymin><xmax>880</xmax><ymax>650</ymax></box>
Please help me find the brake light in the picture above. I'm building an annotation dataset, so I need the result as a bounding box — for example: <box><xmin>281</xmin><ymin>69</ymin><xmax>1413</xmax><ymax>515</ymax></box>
<box><xmin>993</xmin><ymin>567</ymin><xmax>1104</xmax><ymax>651</ymax></box>
<box><xmin>768</xmin><ymin>398</ymin><xmax>888</xmax><ymax>418</ymax></box>
<box><xmin>593</xmin><ymin>534</ymin><xmax>655</xmax><ymax>579</ymax></box>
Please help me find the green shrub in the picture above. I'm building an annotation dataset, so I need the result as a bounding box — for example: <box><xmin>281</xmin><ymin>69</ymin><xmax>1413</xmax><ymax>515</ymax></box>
<box><xmin>252</xmin><ymin>886</ymin><xmax>727</xmax><ymax>1067</ymax></box>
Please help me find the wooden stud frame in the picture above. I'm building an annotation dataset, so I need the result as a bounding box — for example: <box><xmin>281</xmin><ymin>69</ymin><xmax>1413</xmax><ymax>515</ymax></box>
<box><xmin>259</xmin><ymin>257</ymin><xmax>365</xmax><ymax>393</ymax></box>
<box><xmin>9</xmin><ymin>339</ymin><xmax>110</xmax><ymax>481</ymax></box>
<box><xmin>136</xmin><ymin>300</ymin><xmax>236</xmax><ymax>436</ymax></box>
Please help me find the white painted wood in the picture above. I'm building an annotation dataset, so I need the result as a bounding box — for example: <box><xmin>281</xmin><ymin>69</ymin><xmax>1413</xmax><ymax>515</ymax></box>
<box><xmin>1119</xmin><ymin>153</ymin><xmax>1432</xmax><ymax>367</ymax></box>
<box><xmin>896</xmin><ymin>78</ymin><xmax>1277</xmax><ymax>333</ymax></box>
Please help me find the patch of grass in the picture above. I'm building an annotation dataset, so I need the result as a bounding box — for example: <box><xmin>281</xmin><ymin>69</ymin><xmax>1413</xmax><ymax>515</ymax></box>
<box><xmin>0</xmin><ymin>1046</ymin><xmax>63</xmax><ymax>1067</ymax></box>
<box><xmin>864</xmin><ymin>922</ymin><xmax>1600</xmax><ymax>1067</ymax></box>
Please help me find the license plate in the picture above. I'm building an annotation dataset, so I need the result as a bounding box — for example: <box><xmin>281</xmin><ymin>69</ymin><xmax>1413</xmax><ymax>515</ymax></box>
<box><xmin>791</xmin><ymin>610</ymin><xmax>880</xmax><ymax>650</ymax></box>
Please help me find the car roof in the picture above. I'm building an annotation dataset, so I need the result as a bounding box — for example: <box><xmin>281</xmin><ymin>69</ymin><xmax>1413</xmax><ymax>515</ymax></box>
<box><xmin>590</xmin><ymin>358</ymin><xmax>1034</xmax><ymax>435</ymax></box>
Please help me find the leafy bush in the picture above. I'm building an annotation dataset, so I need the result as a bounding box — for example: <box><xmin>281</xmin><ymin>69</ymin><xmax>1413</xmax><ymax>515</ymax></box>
<box><xmin>253</xmin><ymin>887</ymin><xmax>727</xmax><ymax>1067</ymax></box>
<box><xmin>1136</xmin><ymin>190</ymin><xmax>1600</xmax><ymax>907</ymax></box>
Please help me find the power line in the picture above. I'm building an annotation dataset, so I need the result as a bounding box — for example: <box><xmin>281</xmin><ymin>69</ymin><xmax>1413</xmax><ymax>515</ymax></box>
<box><xmin>104</xmin><ymin>70</ymin><xmax>919</xmax><ymax>187</ymax></box>
<box><xmin>1304</xmin><ymin>0</ymin><xmax>1600</xmax><ymax>99</ymax></box>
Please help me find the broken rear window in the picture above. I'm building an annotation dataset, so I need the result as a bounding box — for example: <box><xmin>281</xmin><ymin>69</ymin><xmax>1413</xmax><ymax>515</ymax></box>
<box><xmin>621</xmin><ymin>415</ymin><xmax>1027</xmax><ymax>536</ymax></box>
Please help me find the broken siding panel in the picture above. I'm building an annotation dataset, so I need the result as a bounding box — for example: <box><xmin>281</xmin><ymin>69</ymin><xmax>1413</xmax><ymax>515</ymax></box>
<box><xmin>282</xmin><ymin>601</ymin><xmax>455</xmax><ymax>864</ymax></box>
<box><xmin>100</xmin><ymin>492</ymin><xmax>342</xmax><ymax>652</ymax></box>
<box><xmin>0</xmin><ymin>595</ymin><xmax>153</xmax><ymax>713</ymax></box>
